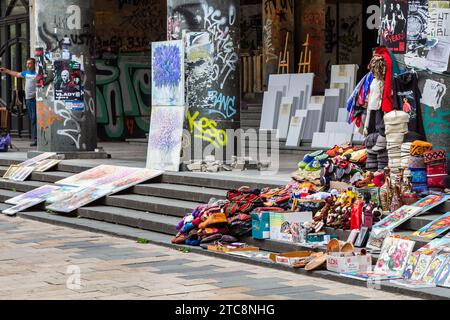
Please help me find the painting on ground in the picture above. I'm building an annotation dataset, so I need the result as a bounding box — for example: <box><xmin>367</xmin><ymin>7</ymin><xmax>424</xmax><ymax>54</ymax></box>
<box><xmin>146</xmin><ymin>106</ymin><xmax>185</xmax><ymax>172</ymax></box>
<box><xmin>152</xmin><ymin>40</ymin><xmax>185</xmax><ymax>106</ymax></box>
<box><xmin>413</xmin><ymin>212</ymin><xmax>450</xmax><ymax>239</ymax></box>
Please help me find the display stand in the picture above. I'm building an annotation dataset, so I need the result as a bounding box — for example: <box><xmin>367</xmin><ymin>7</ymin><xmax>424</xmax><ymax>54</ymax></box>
<box><xmin>277</xmin><ymin>32</ymin><xmax>290</xmax><ymax>74</ymax></box>
<box><xmin>298</xmin><ymin>34</ymin><xmax>312</xmax><ymax>74</ymax></box>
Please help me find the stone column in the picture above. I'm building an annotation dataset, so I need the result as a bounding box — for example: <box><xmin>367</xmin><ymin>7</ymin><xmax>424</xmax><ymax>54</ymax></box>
<box><xmin>34</xmin><ymin>0</ymin><xmax>96</xmax><ymax>152</ymax></box>
<box><xmin>167</xmin><ymin>0</ymin><xmax>240</xmax><ymax>161</ymax></box>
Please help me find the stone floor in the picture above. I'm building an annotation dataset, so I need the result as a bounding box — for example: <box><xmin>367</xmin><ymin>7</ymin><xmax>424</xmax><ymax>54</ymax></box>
<box><xmin>0</xmin><ymin>215</ymin><xmax>419</xmax><ymax>300</ymax></box>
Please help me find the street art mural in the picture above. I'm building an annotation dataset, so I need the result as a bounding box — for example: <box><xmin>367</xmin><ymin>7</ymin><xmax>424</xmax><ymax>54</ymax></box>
<box><xmin>262</xmin><ymin>0</ymin><xmax>294</xmax><ymax>84</ymax></box>
<box><xmin>167</xmin><ymin>0</ymin><xmax>240</xmax><ymax>152</ymax></box>
<box><xmin>35</xmin><ymin>0</ymin><xmax>97</xmax><ymax>152</ymax></box>
<box><xmin>95</xmin><ymin>0</ymin><xmax>166</xmax><ymax>140</ymax></box>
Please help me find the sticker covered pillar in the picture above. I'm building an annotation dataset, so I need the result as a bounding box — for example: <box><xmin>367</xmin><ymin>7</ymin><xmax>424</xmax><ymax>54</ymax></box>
<box><xmin>34</xmin><ymin>0</ymin><xmax>96</xmax><ymax>152</ymax></box>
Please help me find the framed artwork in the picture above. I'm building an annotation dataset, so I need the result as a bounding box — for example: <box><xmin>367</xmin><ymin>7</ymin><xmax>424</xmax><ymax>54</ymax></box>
<box><xmin>413</xmin><ymin>212</ymin><xmax>450</xmax><ymax>239</ymax></box>
<box><xmin>10</xmin><ymin>166</ymin><xmax>35</xmax><ymax>182</ymax></box>
<box><xmin>412</xmin><ymin>194</ymin><xmax>450</xmax><ymax>215</ymax></box>
<box><xmin>372</xmin><ymin>205</ymin><xmax>423</xmax><ymax>232</ymax></box>
<box><xmin>366</xmin><ymin>228</ymin><xmax>391</xmax><ymax>251</ymax></box>
<box><xmin>422</xmin><ymin>255</ymin><xmax>448</xmax><ymax>284</ymax></box>
<box><xmin>435</xmin><ymin>256</ymin><xmax>450</xmax><ymax>288</ymax></box>
<box><xmin>2</xmin><ymin>165</ymin><xmax>21</xmax><ymax>180</ymax></box>
<box><xmin>151</xmin><ymin>40</ymin><xmax>185</xmax><ymax>106</ymax></box>
<box><xmin>6</xmin><ymin>185</ymin><xmax>60</xmax><ymax>205</ymax></box>
<box><xmin>411</xmin><ymin>254</ymin><xmax>433</xmax><ymax>280</ymax></box>
<box><xmin>347</xmin><ymin>229</ymin><xmax>360</xmax><ymax>245</ymax></box>
<box><xmin>146</xmin><ymin>106</ymin><xmax>185</xmax><ymax>172</ymax></box>
<box><xmin>20</xmin><ymin>152</ymin><xmax>57</xmax><ymax>167</ymax></box>
<box><xmin>390</xmin><ymin>279</ymin><xmax>436</xmax><ymax>288</ymax></box>
<box><xmin>375</xmin><ymin>236</ymin><xmax>415</xmax><ymax>277</ymax></box>
<box><xmin>33</xmin><ymin>159</ymin><xmax>61</xmax><ymax>172</ymax></box>
<box><xmin>354</xmin><ymin>227</ymin><xmax>369</xmax><ymax>247</ymax></box>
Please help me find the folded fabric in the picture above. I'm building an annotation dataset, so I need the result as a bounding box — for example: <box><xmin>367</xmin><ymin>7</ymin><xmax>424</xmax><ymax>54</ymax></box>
<box><xmin>198</xmin><ymin>213</ymin><xmax>228</xmax><ymax>229</ymax></box>
<box><xmin>411</xmin><ymin>169</ymin><xmax>427</xmax><ymax>184</ymax></box>
<box><xmin>385</xmin><ymin>123</ymin><xmax>409</xmax><ymax>135</ymax></box>
<box><xmin>408</xmin><ymin>156</ymin><xmax>426</xmax><ymax>169</ymax></box>
<box><xmin>384</xmin><ymin>110</ymin><xmax>410</xmax><ymax>125</ymax></box>
<box><xmin>410</xmin><ymin>140</ymin><xmax>433</xmax><ymax>156</ymax></box>
<box><xmin>423</xmin><ymin>149</ymin><xmax>447</xmax><ymax>164</ymax></box>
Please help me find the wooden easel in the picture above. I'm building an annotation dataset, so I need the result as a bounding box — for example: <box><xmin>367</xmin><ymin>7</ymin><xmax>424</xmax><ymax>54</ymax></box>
<box><xmin>277</xmin><ymin>32</ymin><xmax>290</xmax><ymax>74</ymax></box>
<box><xmin>298</xmin><ymin>34</ymin><xmax>312</xmax><ymax>74</ymax></box>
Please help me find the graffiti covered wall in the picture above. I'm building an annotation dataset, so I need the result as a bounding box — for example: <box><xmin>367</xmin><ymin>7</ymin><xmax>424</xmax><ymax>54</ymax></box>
<box><xmin>95</xmin><ymin>0</ymin><xmax>166</xmax><ymax>140</ymax></box>
<box><xmin>167</xmin><ymin>0</ymin><xmax>240</xmax><ymax>154</ymax></box>
<box><xmin>262</xmin><ymin>0</ymin><xmax>294</xmax><ymax>85</ymax></box>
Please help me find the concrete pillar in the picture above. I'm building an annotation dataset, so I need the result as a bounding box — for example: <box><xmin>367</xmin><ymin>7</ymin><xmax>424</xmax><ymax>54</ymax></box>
<box><xmin>167</xmin><ymin>0</ymin><xmax>240</xmax><ymax>161</ymax></box>
<box><xmin>34</xmin><ymin>0</ymin><xmax>96</xmax><ymax>152</ymax></box>
<box><xmin>262</xmin><ymin>0</ymin><xmax>295</xmax><ymax>86</ymax></box>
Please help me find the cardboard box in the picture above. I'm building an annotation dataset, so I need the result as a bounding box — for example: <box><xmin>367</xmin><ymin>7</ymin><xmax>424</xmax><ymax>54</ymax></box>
<box><xmin>207</xmin><ymin>245</ymin><xmax>259</xmax><ymax>253</ymax></box>
<box><xmin>251</xmin><ymin>212</ymin><xmax>270</xmax><ymax>240</ymax></box>
<box><xmin>269</xmin><ymin>211</ymin><xmax>313</xmax><ymax>242</ymax></box>
<box><xmin>326</xmin><ymin>252</ymin><xmax>372</xmax><ymax>273</ymax></box>
<box><xmin>269</xmin><ymin>251</ymin><xmax>315</xmax><ymax>267</ymax></box>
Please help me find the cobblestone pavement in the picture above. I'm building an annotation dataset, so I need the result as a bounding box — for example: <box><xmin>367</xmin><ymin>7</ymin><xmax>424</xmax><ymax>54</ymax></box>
<box><xmin>0</xmin><ymin>216</ymin><xmax>419</xmax><ymax>300</ymax></box>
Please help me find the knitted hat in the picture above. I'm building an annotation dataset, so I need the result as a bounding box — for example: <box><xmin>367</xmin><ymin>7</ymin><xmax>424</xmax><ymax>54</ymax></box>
<box><xmin>385</xmin><ymin>123</ymin><xmax>408</xmax><ymax>136</ymax></box>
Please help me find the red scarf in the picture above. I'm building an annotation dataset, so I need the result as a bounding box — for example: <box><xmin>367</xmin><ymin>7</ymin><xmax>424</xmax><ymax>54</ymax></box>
<box><xmin>374</xmin><ymin>46</ymin><xmax>394</xmax><ymax>113</ymax></box>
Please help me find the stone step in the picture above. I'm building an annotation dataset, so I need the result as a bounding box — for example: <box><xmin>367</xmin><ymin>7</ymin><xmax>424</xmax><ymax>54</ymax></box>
<box><xmin>133</xmin><ymin>183</ymin><xmax>227</xmax><ymax>203</ymax></box>
<box><xmin>14</xmin><ymin>210</ymin><xmax>450</xmax><ymax>300</ymax></box>
<box><xmin>161</xmin><ymin>172</ymin><xmax>288</xmax><ymax>190</ymax></box>
<box><xmin>77</xmin><ymin>206</ymin><xmax>179</xmax><ymax>236</ymax></box>
<box><xmin>0</xmin><ymin>189</ymin><xmax>22</xmax><ymax>203</ymax></box>
<box><xmin>102</xmin><ymin>193</ymin><xmax>197</xmax><ymax>218</ymax></box>
<box><xmin>0</xmin><ymin>179</ymin><xmax>47</xmax><ymax>193</ymax></box>
<box><xmin>240</xmin><ymin>120</ymin><xmax>260</xmax><ymax>127</ymax></box>
<box><xmin>30</xmin><ymin>171</ymin><xmax>73</xmax><ymax>183</ymax></box>
<box><xmin>241</xmin><ymin>113</ymin><xmax>261</xmax><ymax>121</ymax></box>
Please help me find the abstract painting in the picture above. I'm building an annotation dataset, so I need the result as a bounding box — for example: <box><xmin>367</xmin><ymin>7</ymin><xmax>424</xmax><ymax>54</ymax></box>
<box><xmin>10</xmin><ymin>166</ymin><xmax>35</xmax><ymax>182</ymax></box>
<box><xmin>46</xmin><ymin>186</ymin><xmax>113</xmax><ymax>213</ymax></box>
<box><xmin>374</xmin><ymin>236</ymin><xmax>415</xmax><ymax>277</ymax></box>
<box><xmin>2</xmin><ymin>198</ymin><xmax>46</xmax><ymax>216</ymax></box>
<box><xmin>20</xmin><ymin>152</ymin><xmax>57</xmax><ymax>167</ymax></box>
<box><xmin>411</xmin><ymin>254</ymin><xmax>433</xmax><ymax>280</ymax></box>
<box><xmin>152</xmin><ymin>40</ymin><xmax>184</xmax><ymax>106</ymax></box>
<box><xmin>413</xmin><ymin>212</ymin><xmax>450</xmax><ymax>239</ymax></box>
<box><xmin>56</xmin><ymin>165</ymin><xmax>141</xmax><ymax>187</ymax></box>
<box><xmin>101</xmin><ymin>169</ymin><xmax>163</xmax><ymax>194</ymax></box>
<box><xmin>6</xmin><ymin>185</ymin><xmax>60</xmax><ymax>205</ymax></box>
<box><xmin>146</xmin><ymin>106</ymin><xmax>185</xmax><ymax>172</ymax></box>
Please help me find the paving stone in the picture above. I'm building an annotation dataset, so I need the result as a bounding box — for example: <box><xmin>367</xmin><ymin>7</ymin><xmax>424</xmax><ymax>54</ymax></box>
<box><xmin>245</xmin><ymin>285</ymin><xmax>326</xmax><ymax>297</ymax></box>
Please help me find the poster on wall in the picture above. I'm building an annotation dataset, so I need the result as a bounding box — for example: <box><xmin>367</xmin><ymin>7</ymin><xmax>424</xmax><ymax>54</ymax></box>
<box><xmin>428</xmin><ymin>1</ymin><xmax>450</xmax><ymax>42</ymax></box>
<box><xmin>421</xmin><ymin>80</ymin><xmax>447</xmax><ymax>109</ymax></box>
<box><xmin>151</xmin><ymin>40</ymin><xmax>185</xmax><ymax>106</ymax></box>
<box><xmin>35</xmin><ymin>47</ymin><xmax>45</xmax><ymax>88</ymax></box>
<box><xmin>54</xmin><ymin>60</ymin><xmax>84</xmax><ymax>111</ymax></box>
<box><xmin>380</xmin><ymin>0</ymin><xmax>408</xmax><ymax>53</ymax></box>
<box><xmin>146</xmin><ymin>106</ymin><xmax>185</xmax><ymax>172</ymax></box>
<box><xmin>407</xmin><ymin>0</ymin><xmax>429</xmax><ymax>53</ymax></box>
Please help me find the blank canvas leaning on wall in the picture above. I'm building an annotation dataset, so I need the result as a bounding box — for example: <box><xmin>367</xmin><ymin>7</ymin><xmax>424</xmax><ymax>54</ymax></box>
<box><xmin>260</xmin><ymin>90</ymin><xmax>283</xmax><ymax>130</ymax></box>
<box><xmin>277</xmin><ymin>97</ymin><xmax>298</xmax><ymax>139</ymax></box>
<box><xmin>286</xmin><ymin>110</ymin><xmax>307</xmax><ymax>147</ymax></box>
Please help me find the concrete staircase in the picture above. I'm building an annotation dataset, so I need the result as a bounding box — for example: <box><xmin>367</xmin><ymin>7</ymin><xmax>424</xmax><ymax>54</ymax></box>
<box><xmin>1</xmin><ymin>156</ymin><xmax>450</xmax><ymax>299</ymax></box>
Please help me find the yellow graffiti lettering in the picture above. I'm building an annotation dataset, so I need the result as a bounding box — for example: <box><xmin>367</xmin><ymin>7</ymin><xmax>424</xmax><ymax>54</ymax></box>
<box><xmin>187</xmin><ymin>111</ymin><xmax>228</xmax><ymax>148</ymax></box>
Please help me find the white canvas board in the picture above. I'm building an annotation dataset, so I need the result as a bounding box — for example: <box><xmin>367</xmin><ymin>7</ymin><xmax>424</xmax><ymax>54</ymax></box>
<box><xmin>325</xmin><ymin>122</ymin><xmax>356</xmax><ymax>135</ymax></box>
<box><xmin>288</xmin><ymin>74</ymin><xmax>314</xmax><ymax>110</ymax></box>
<box><xmin>268</xmin><ymin>74</ymin><xmax>291</xmax><ymax>92</ymax></box>
<box><xmin>338</xmin><ymin>108</ymin><xmax>349</xmax><ymax>122</ymax></box>
<box><xmin>286</xmin><ymin>110</ymin><xmax>307</xmax><ymax>147</ymax></box>
<box><xmin>277</xmin><ymin>97</ymin><xmax>294</xmax><ymax>139</ymax></box>
<box><xmin>312</xmin><ymin>132</ymin><xmax>330</xmax><ymax>148</ymax></box>
<box><xmin>330</xmin><ymin>65</ymin><xmax>359</xmax><ymax>100</ymax></box>
<box><xmin>302</xmin><ymin>106</ymin><xmax>323</xmax><ymax>141</ymax></box>
<box><xmin>260</xmin><ymin>90</ymin><xmax>283</xmax><ymax>130</ymax></box>
<box><xmin>324</xmin><ymin>90</ymin><xmax>341</xmax><ymax>123</ymax></box>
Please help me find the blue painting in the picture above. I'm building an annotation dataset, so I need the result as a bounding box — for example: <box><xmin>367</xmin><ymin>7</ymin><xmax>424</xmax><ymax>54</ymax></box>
<box><xmin>152</xmin><ymin>40</ymin><xmax>185</xmax><ymax>106</ymax></box>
